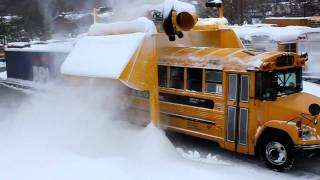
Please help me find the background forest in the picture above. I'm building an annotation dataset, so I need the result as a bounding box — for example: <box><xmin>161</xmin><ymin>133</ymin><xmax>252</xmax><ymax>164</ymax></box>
<box><xmin>0</xmin><ymin>0</ymin><xmax>319</xmax><ymax>42</ymax></box>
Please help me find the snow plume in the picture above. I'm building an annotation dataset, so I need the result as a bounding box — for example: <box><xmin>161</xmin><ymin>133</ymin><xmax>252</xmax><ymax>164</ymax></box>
<box><xmin>0</xmin><ymin>80</ymin><xmax>174</xmax><ymax>179</ymax></box>
<box><xmin>36</xmin><ymin>0</ymin><xmax>55</xmax><ymax>26</ymax></box>
<box><xmin>106</xmin><ymin>0</ymin><xmax>164</xmax><ymax>21</ymax></box>
<box><xmin>0</xmin><ymin>80</ymin><xmax>132</xmax><ymax>156</ymax></box>
<box><xmin>0</xmin><ymin>79</ymin><xmax>297</xmax><ymax>179</ymax></box>
<box><xmin>107</xmin><ymin>0</ymin><xmax>196</xmax><ymax>22</ymax></box>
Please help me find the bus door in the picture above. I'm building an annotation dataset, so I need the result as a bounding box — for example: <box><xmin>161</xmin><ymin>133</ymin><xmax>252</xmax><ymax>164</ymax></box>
<box><xmin>225</xmin><ymin>72</ymin><xmax>251</xmax><ymax>154</ymax></box>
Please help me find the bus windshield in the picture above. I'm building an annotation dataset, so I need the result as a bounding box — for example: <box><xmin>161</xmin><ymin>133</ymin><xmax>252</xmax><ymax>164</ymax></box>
<box><xmin>256</xmin><ymin>67</ymin><xmax>303</xmax><ymax>100</ymax></box>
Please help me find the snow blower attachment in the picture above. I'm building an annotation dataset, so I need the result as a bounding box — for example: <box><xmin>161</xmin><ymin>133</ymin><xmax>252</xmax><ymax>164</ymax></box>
<box><xmin>163</xmin><ymin>0</ymin><xmax>198</xmax><ymax>41</ymax></box>
<box><xmin>60</xmin><ymin>17</ymin><xmax>160</xmax><ymax>126</ymax></box>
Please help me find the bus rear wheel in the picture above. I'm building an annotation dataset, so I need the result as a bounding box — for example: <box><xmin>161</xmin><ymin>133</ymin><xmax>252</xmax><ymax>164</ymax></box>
<box><xmin>260</xmin><ymin>135</ymin><xmax>295</xmax><ymax>172</ymax></box>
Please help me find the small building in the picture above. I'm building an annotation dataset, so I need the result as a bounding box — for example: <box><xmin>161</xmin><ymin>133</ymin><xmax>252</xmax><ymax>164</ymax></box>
<box><xmin>265</xmin><ymin>16</ymin><xmax>320</xmax><ymax>28</ymax></box>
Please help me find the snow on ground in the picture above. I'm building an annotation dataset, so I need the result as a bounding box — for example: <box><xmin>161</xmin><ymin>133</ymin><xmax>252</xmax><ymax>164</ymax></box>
<box><xmin>304</xmin><ymin>81</ymin><xmax>320</xmax><ymax>96</ymax></box>
<box><xmin>0</xmin><ymin>80</ymin><xmax>309</xmax><ymax>180</ymax></box>
<box><xmin>0</xmin><ymin>61</ymin><xmax>5</xmax><ymax>68</ymax></box>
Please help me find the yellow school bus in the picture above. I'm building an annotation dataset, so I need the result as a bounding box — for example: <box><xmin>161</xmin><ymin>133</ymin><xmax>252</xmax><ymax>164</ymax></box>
<box><xmin>129</xmin><ymin>42</ymin><xmax>320</xmax><ymax>171</ymax></box>
<box><xmin>64</xmin><ymin>3</ymin><xmax>319</xmax><ymax>171</ymax></box>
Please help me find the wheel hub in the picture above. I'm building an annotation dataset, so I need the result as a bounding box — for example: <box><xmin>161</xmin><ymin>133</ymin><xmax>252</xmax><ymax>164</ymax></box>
<box><xmin>265</xmin><ymin>141</ymin><xmax>287</xmax><ymax>165</ymax></box>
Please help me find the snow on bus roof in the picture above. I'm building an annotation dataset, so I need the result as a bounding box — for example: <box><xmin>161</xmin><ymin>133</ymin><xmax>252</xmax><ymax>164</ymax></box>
<box><xmin>60</xmin><ymin>33</ymin><xmax>146</xmax><ymax>79</ymax></box>
<box><xmin>158</xmin><ymin>47</ymin><xmax>282</xmax><ymax>71</ymax></box>
<box><xmin>196</xmin><ymin>17</ymin><xmax>228</xmax><ymax>26</ymax></box>
<box><xmin>88</xmin><ymin>17</ymin><xmax>156</xmax><ymax>36</ymax></box>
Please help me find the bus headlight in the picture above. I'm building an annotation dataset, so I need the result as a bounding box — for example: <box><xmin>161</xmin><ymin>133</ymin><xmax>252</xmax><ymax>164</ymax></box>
<box><xmin>297</xmin><ymin>121</ymin><xmax>314</xmax><ymax>140</ymax></box>
<box><xmin>301</xmin><ymin>130</ymin><xmax>312</xmax><ymax>140</ymax></box>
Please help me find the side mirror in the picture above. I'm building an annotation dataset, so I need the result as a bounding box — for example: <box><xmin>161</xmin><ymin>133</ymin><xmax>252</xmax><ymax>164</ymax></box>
<box><xmin>309</xmin><ymin>103</ymin><xmax>320</xmax><ymax>116</ymax></box>
<box><xmin>265</xmin><ymin>88</ymin><xmax>277</xmax><ymax>101</ymax></box>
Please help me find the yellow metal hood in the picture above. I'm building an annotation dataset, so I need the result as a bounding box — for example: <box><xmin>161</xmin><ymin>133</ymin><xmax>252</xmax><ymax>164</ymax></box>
<box><xmin>267</xmin><ymin>92</ymin><xmax>320</xmax><ymax>121</ymax></box>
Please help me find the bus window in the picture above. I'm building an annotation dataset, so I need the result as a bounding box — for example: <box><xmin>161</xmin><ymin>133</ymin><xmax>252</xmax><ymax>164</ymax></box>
<box><xmin>169</xmin><ymin>67</ymin><xmax>184</xmax><ymax>89</ymax></box>
<box><xmin>240</xmin><ymin>75</ymin><xmax>250</xmax><ymax>102</ymax></box>
<box><xmin>187</xmin><ymin>68</ymin><xmax>203</xmax><ymax>92</ymax></box>
<box><xmin>158</xmin><ymin>65</ymin><xmax>168</xmax><ymax>87</ymax></box>
<box><xmin>205</xmin><ymin>70</ymin><xmax>222</xmax><ymax>95</ymax></box>
<box><xmin>228</xmin><ymin>74</ymin><xmax>238</xmax><ymax>100</ymax></box>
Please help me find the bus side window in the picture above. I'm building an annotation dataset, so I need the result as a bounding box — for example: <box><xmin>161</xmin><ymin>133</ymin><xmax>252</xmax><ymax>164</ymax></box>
<box><xmin>205</xmin><ymin>70</ymin><xmax>223</xmax><ymax>95</ymax></box>
<box><xmin>187</xmin><ymin>68</ymin><xmax>203</xmax><ymax>92</ymax></box>
<box><xmin>158</xmin><ymin>65</ymin><xmax>168</xmax><ymax>87</ymax></box>
<box><xmin>169</xmin><ymin>67</ymin><xmax>184</xmax><ymax>89</ymax></box>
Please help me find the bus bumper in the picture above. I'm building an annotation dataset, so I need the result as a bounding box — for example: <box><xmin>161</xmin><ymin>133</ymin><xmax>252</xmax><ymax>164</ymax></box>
<box><xmin>295</xmin><ymin>144</ymin><xmax>320</xmax><ymax>158</ymax></box>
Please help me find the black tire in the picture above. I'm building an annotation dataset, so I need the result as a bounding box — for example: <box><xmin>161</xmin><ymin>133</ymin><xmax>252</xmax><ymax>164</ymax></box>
<box><xmin>260</xmin><ymin>134</ymin><xmax>295</xmax><ymax>172</ymax></box>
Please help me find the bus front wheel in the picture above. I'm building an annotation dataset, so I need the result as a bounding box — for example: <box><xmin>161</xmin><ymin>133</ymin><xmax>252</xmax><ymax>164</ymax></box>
<box><xmin>260</xmin><ymin>134</ymin><xmax>295</xmax><ymax>172</ymax></box>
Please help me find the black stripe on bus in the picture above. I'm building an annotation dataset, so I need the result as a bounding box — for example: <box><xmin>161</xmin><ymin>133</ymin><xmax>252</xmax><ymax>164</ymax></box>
<box><xmin>159</xmin><ymin>93</ymin><xmax>214</xmax><ymax>109</ymax></box>
<box><xmin>161</xmin><ymin>111</ymin><xmax>216</xmax><ymax>125</ymax></box>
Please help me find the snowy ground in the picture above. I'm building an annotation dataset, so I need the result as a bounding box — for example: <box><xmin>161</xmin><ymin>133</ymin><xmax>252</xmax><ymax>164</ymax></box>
<box><xmin>0</xmin><ymin>71</ymin><xmax>7</xmax><ymax>80</ymax></box>
<box><xmin>0</xmin><ymin>81</ymin><xmax>319</xmax><ymax>180</ymax></box>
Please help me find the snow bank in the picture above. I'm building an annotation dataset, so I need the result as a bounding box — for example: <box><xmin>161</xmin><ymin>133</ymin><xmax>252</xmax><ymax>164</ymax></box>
<box><xmin>60</xmin><ymin>33</ymin><xmax>145</xmax><ymax>78</ymax></box>
<box><xmin>88</xmin><ymin>17</ymin><xmax>157</xmax><ymax>36</ymax></box>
